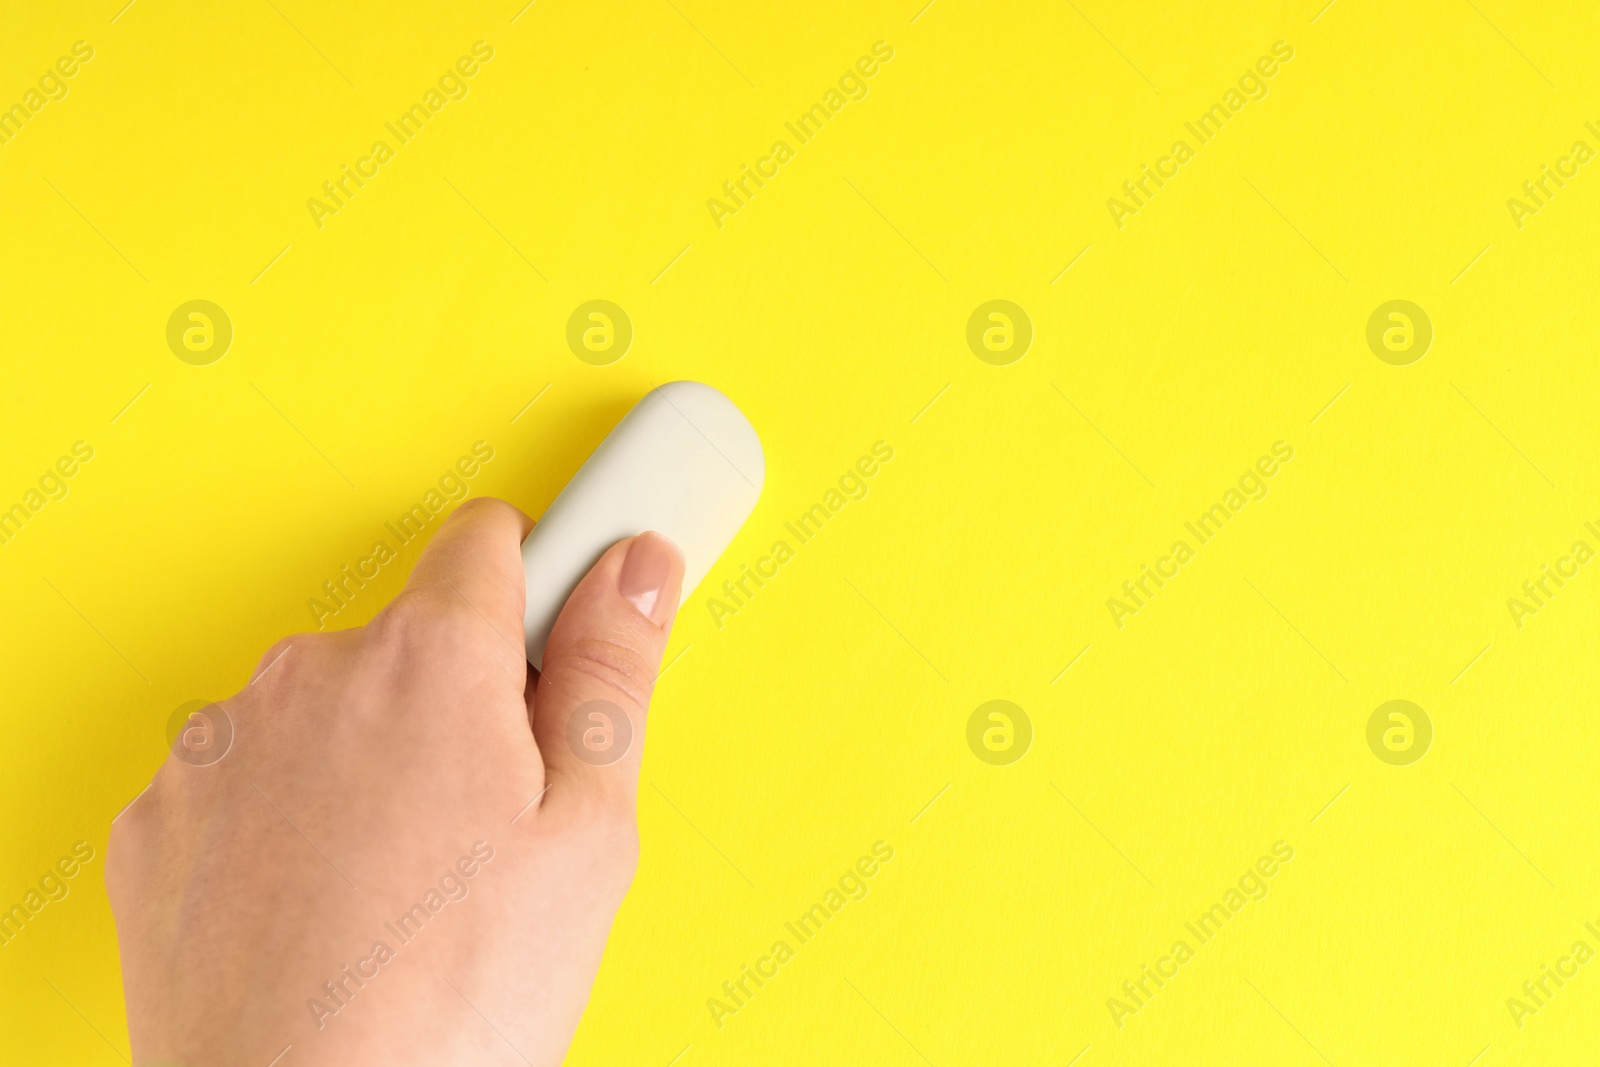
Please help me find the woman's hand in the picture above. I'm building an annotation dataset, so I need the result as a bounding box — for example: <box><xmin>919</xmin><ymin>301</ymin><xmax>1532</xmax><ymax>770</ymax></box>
<box><xmin>107</xmin><ymin>498</ymin><xmax>685</xmax><ymax>1066</ymax></box>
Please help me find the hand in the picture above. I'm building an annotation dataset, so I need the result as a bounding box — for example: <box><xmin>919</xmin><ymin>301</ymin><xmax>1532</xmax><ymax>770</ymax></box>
<box><xmin>106</xmin><ymin>498</ymin><xmax>686</xmax><ymax>1066</ymax></box>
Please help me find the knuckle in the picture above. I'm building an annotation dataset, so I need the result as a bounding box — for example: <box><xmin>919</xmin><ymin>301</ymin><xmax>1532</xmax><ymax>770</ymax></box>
<box><xmin>369</xmin><ymin>594</ymin><xmax>480</xmax><ymax>665</ymax></box>
<box><xmin>450</xmin><ymin>495</ymin><xmax>499</xmax><ymax>519</ymax></box>
<box><xmin>438</xmin><ymin>495</ymin><xmax>510</xmax><ymax>536</ymax></box>
<box><xmin>369</xmin><ymin>592</ymin><xmax>426</xmax><ymax>640</ymax></box>
<box><xmin>561</xmin><ymin>637</ymin><xmax>657</xmax><ymax>709</ymax></box>
<box><xmin>374</xmin><ymin>590</ymin><xmax>465</xmax><ymax>637</ymax></box>
<box><xmin>246</xmin><ymin>630</ymin><xmax>334</xmax><ymax>695</ymax></box>
<box><xmin>251</xmin><ymin>636</ymin><xmax>294</xmax><ymax>678</ymax></box>
<box><xmin>366</xmin><ymin>594</ymin><xmax>441</xmax><ymax>655</ymax></box>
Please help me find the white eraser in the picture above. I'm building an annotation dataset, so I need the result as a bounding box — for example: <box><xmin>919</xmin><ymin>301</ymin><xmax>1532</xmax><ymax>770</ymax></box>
<box><xmin>520</xmin><ymin>381</ymin><xmax>764</xmax><ymax>669</ymax></box>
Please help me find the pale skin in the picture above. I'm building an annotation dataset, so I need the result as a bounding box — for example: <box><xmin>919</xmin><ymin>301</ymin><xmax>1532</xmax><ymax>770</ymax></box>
<box><xmin>106</xmin><ymin>498</ymin><xmax>686</xmax><ymax>1066</ymax></box>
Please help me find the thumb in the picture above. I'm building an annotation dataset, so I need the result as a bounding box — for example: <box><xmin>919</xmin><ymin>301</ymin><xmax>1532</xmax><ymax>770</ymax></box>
<box><xmin>532</xmin><ymin>532</ymin><xmax>685</xmax><ymax>817</ymax></box>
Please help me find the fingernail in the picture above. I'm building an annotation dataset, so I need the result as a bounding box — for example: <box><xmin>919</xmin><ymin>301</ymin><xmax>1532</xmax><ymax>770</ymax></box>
<box><xmin>618</xmin><ymin>533</ymin><xmax>681</xmax><ymax>626</ymax></box>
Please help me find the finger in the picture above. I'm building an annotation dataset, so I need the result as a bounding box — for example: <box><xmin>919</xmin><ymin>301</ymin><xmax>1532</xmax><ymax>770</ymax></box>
<box><xmin>392</xmin><ymin>497</ymin><xmax>534</xmax><ymax>656</ymax></box>
<box><xmin>533</xmin><ymin>532</ymin><xmax>684</xmax><ymax>817</ymax></box>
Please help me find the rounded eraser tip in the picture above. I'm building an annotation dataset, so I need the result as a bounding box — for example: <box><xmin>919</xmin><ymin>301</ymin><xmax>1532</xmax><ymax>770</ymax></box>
<box><xmin>519</xmin><ymin>382</ymin><xmax>763</xmax><ymax>668</ymax></box>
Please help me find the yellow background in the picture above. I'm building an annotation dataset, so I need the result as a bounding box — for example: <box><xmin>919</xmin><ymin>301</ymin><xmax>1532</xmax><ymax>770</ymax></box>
<box><xmin>3</xmin><ymin>0</ymin><xmax>1599</xmax><ymax>1063</ymax></box>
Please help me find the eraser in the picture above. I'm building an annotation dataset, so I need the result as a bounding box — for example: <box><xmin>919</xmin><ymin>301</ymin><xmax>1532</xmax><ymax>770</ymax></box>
<box><xmin>520</xmin><ymin>381</ymin><xmax>764</xmax><ymax>669</ymax></box>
